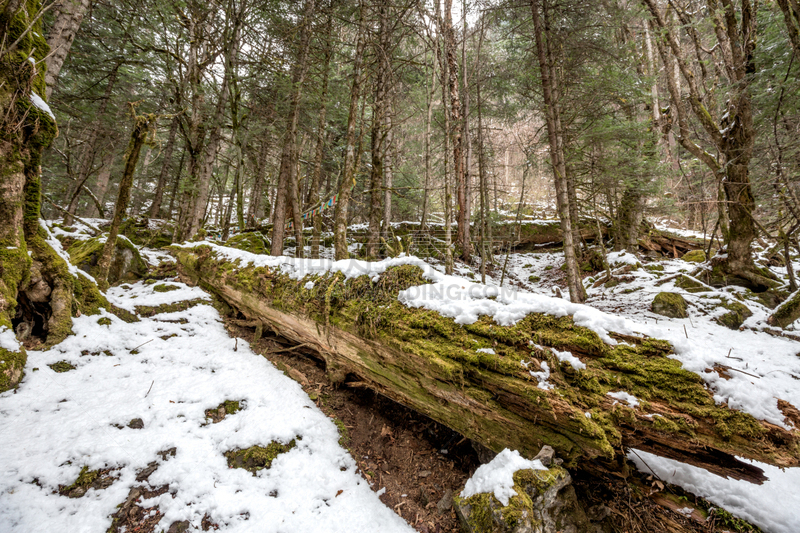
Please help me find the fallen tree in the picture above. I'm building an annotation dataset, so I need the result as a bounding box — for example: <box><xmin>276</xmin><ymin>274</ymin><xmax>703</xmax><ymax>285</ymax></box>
<box><xmin>174</xmin><ymin>245</ymin><xmax>799</xmax><ymax>483</ymax></box>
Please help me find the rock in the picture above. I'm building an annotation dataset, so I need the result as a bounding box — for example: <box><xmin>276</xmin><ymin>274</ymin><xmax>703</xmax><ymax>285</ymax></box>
<box><xmin>67</xmin><ymin>235</ymin><xmax>148</xmax><ymax>284</ymax></box>
<box><xmin>437</xmin><ymin>489</ymin><xmax>454</xmax><ymax>514</ymax></box>
<box><xmin>651</xmin><ymin>292</ymin><xmax>688</xmax><ymax>318</ymax></box>
<box><xmin>533</xmin><ymin>445</ymin><xmax>555</xmax><ymax>467</ymax></box>
<box><xmin>455</xmin><ymin>464</ymin><xmax>590</xmax><ymax>533</ymax></box>
<box><xmin>225</xmin><ymin>232</ymin><xmax>270</xmax><ymax>255</ymax></box>
<box><xmin>768</xmin><ymin>289</ymin><xmax>800</xmax><ymax>329</ymax></box>
<box><xmin>167</xmin><ymin>520</ymin><xmax>190</xmax><ymax>533</ymax></box>
<box><xmin>128</xmin><ymin>418</ymin><xmax>144</xmax><ymax>429</ymax></box>
<box><xmin>716</xmin><ymin>300</ymin><xmax>753</xmax><ymax>330</ymax></box>
<box><xmin>419</xmin><ymin>470</ymin><xmax>432</xmax><ymax>478</ymax></box>
<box><xmin>681</xmin><ymin>250</ymin><xmax>706</xmax><ymax>263</ymax></box>
<box><xmin>674</xmin><ymin>274</ymin><xmax>709</xmax><ymax>293</ymax></box>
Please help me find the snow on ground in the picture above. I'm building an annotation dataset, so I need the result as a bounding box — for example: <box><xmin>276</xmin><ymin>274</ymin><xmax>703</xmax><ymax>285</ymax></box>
<box><xmin>0</xmin><ymin>281</ymin><xmax>414</xmax><ymax>533</ymax></box>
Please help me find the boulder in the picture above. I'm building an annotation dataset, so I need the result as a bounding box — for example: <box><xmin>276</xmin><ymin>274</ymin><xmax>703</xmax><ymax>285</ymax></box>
<box><xmin>768</xmin><ymin>290</ymin><xmax>800</xmax><ymax>329</ymax></box>
<box><xmin>681</xmin><ymin>250</ymin><xmax>706</xmax><ymax>263</ymax></box>
<box><xmin>651</xmin><ymin>292</ymin><xmax>688</xmax><ymax>318</ymax></box>
<box><xmin>455</xmin><ymin>461</ymin><xmax>591</xmax><ymax>533</ymax></box>
<box><xmin>716</xmin><ymin>300</ymin><xmax>753</xmax><ymax>330</ymax></box>
<box><xmin>225</xmin><ymin>232</ymin><xmax>270</xmax><ymax>255</ymax></box>
<box><xmin>67</xmin><ymin>235</ymin><xmax>147</xmax><ymax>284</ymax></box>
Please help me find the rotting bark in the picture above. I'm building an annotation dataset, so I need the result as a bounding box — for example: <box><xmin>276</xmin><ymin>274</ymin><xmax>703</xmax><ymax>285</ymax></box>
<box><xmin>175</xmin><ymin>246</ymin><xmax>800</xmax><ymax>483</ymax></box>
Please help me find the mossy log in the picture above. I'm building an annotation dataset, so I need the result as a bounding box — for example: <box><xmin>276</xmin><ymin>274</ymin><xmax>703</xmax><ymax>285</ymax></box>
<box><xmin>175</xmin><ymin>246</ymin><xmax>800</xmax><ymax>483</ymax></box>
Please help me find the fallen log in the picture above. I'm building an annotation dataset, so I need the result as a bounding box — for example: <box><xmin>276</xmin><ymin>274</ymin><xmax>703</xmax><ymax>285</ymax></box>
<box><xmin>174</xmin><ymin>245</ymin><xmax>799</xmax><ymax>483</ymax></box>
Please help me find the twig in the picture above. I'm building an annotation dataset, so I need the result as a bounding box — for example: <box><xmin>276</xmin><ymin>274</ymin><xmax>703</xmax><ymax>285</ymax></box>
<box><xmin>683</xmin><ymin>324</ymin><xmax>688</xmax><ymax>338</ymax></box>
<box><xmin>130</xmin><ymin>339</ymin><xmax>153</xmax><ymax>352</ymax></box>
<box><xmin>266</xmin><ymin>343</ymin><xmax>311</xmax><ymax>355</ymax></box>
<box><xmin>145</xmin><ymin>380</ymin><xmax>154</xmax><ymax>397</ymax></box>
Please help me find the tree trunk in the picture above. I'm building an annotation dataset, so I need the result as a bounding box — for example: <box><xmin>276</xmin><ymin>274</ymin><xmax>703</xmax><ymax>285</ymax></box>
<box><xmin>270</xmin><ymin>0</ymin><xmax>316</xmax><ymax>256</ymax></box>
<box><xmin>308</xmin><ymin>10</ymin><xmax>333</xmax><ymax>258</ymax></box>
<box><xmin>148</xmin><ymin>115</ymin><xmax>179</xmax><ymax>219</ymax></box>
<box><xmin>247</xmin><ymin>136</ymin><xmax>271</xmax><ymax>227</ymax></box>
<box><xmin>530</xmin><ymin>0</ymin><xmax>585</xmax><ymax>303</ymax></box>
<box><xmin>96</xmin><ymin>113</ymin><xmax>156</xmax><ymax>289</ymax></box>
<box><xmin>334</xmin><ymin>5</ymin><xmax>366</xmax><ymax>261</ymax></box>
<box><xmin>443</xmin><ymin>0</ymin><xmax>469</xmax><ymax>263</ymax></box>
<box><xmin>382</xmin><ymin>111</ymin><xmax>394</xmax><ymax>241</ymax></box>
<box><xmin>63</xmin><ymin>64</ymin><xmax>119</xmax><ymax>225</ymax></box>
<box><xmin>44</xmin><ymin>0</ymin><xmax>90</xmax><ymax>98</ymax></box>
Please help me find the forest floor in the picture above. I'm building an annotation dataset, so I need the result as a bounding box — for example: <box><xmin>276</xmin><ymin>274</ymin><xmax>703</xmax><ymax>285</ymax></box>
<box><xmin>1</xmin><ymin>220</ymin><xmax>800</xmax><ymax>532</ymax></box>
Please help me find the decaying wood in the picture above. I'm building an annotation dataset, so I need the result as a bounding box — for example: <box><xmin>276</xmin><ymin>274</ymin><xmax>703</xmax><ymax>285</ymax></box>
<box><xmin>175</xmin><ymin>246</ymin><xmax>799</xmax><ymax>484</ymax></box>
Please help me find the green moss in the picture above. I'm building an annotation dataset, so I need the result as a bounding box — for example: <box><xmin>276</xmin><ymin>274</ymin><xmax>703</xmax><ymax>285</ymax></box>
<box><xmin>224</xmin><ymin>440</ymin><xmax>297</xmax><ymax>473</ymax></box>
<box><xmin>644</xmin><ymin>264</ymin><xmax>664</xmax><ymax>272</ymax></box>
<box><xmin>49</xmin><ymin>360</ymin><xmax>75</xmax><ymax>372</ymax></box>
<box><xmin>675</xmin><ymin>275</ymin><xmax>710</xmax><ymax>293</ymax></box>
<box><xmin>527</xmin><ymin>275</ymin><xmax>540</xmax><ymax>283</ymax></box>
<box><xmin>134</xmin><ymin>298</ymin><xmax>206</xmax><ymax>317</ymax></box>
<box><xmin>455</xmin><ymin>466</ymin><xmax>569</xmax><ymax>532</ymax></box>
<box><xmin>681</xmin><ymin>250</ymin><xmax>707</xmax><ymax>263</ymax></box>
<box><xmin>651</xmin><ymin>292</ymin><xmax>688</xmax><ymax>318</ymax></box>
<box><xmin>716</xmin><ymin>300</ymin><xmax>752</xmax><ymax>330</ymax></box>
<box><xmin>62</xmin><ymin>466</ymin><xmax>99</xmax><ymax>494</ymax></box>
<box><xmin>225</xmin><ymin>232</ymin><xmax>270</xmax><ymax>255</ymax></box>
<box><xmin>97</xmin><ymin>317</ymin><xmax>112</xmax><ymax>326</ymax></box>
<box><xmin>152</xmin><ymin>283</ymin><xmax>179</xmax><ymax>293</ymax></box>
<box><xmin>334</xmin><ymin>419</ymin><xmax>351</xmax><ymax>448</ymax></box>
<box><xmin>67</xmin><ymin>235</ymin><xmax>147</xmax><ymax>284</ymax></box>
<box><xmin>0</xmin><ymin>346</ymin><xmax>27</xmax><ymax>392</ymax></box>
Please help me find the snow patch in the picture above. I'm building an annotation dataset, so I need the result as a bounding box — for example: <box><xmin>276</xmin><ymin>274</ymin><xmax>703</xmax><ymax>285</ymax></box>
<box><xmin>460</xmin><ymin>449</ymin><xmax>546</xmax><ymax>506</ymax></box>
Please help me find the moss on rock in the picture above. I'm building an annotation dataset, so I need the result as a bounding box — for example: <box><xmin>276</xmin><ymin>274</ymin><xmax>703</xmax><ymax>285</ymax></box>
<box><xmin>225</xmin><ymin>232</ymin><xmax>270</xmax><ymax>255</ymax></box>
<box><xmin>681</xmin><ymin>250</ymin><xmax>707</xmax><ymax>263</ymax></box>
<box><xmin>454</xmin><ymin>465</ymin><xmax>589</xmax><ymax>533</ymax></box>
<box><xmin>49</xmin><ymin>360</ymin><xmax>75</xmax><ymax>372</ymax></box>
<box><xmin>67</xmin><ymin>235</ymin><xmax>147</xmax><ymax>284</ymax></box>
<box><xmin>651</xmin><ymin>292</ymin><xmax>688</xmax><ymax>318</ymax></box>
<box><xmin>224</xmin><ymin>440</ymin><xmax>296</xmax><ymax>474</ymax></box>
<box><xmin>0</xmin><ymin>345</ymin><xmax>26</xmax><ymax>392</ymax></box>
<box><xmin>716</xmin><ymin>300</ymin><xmax>753</xmax><ymax>330</ymax></box>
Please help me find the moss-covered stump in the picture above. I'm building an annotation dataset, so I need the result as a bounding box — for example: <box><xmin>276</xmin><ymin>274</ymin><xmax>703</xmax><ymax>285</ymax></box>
<box><xmin>768</xmin><ymin>290</ymin><xmax>800</xmax><ymax>329</ymax></box>
<box><xmin>716</xmin><ymin>300</ymin><xmax>753</xmax><ymax>330</ymax></box>
<box><xmin>681</xmin><ymin>250</ymin><xmax>707</xmax><ymax>263</ymax></box>
<box><xmin>651</xmin><ymin>292</ymin><xmax>688</xmax><ymax>318</ymax></box>
<box><xmin>224</xmin><ymin>440</ymin><xmax>296</xmax><ymax>474</ymax></box>
<box><xmin>455</xmin><ymin>466</ymin><xmax>589</xmax><ymax>533</ymax></box>
<box><xmin>225</xmin><ymin>232</ymin><xmax>270</xmax><ymax>255</ymax></box>
<box><xmin>67</xmin><ymin>235</ymin><xmax>147</xmax><ymax>284</ymax></box>
<box><xmin>174</xmin><ymin>246</ymin><xmax>800</xmax><ymax>480</ymax></box>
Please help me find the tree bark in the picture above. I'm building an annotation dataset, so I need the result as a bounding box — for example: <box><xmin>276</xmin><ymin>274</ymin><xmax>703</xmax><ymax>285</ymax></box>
<box><xmin>63</xmin><ymin>64</ymin><xmax>119</xmax><ymax>225</ymax></box>
<box><xmin>334</xmin><ymin>5</ymin><xmax>366</xmax><ymax>261</ymax></box>
<box><xmin>148</xmin><ymin>115</ymin><xmax>179</xmax><ymax>219</ymax></box>
<box><xmin>270</xmin><ymin>0</ymin><xmax>316</xmax><ymax>256</ymax></box>
<box><xmin>44</xmin><ymin>0</ymin><xmax>90</xmax><ymax>98</ymax></box>
<box><xmin>530</xmin><ymin>0</ymin><xmax>586</xmax><ymax>302</ymax></box>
